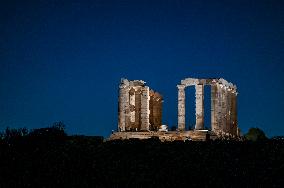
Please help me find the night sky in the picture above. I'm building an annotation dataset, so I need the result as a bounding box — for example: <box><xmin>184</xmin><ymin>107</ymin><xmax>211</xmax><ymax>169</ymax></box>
<box><xmin>1</xmin><ymin>0</ymin><xmax>283</xmax><ymax>137</ymax></box>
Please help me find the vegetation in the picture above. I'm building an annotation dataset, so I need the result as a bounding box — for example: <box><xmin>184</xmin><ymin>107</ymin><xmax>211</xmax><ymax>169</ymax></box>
<box><xmin>245</xmin><ymin>127</ymin><xmax>267</xmax><ymax>141</ymax></box>
<box><xmin>0</xmin><ymin>125</ymin><xmax>283</xmax><ymax>187</ymax></box>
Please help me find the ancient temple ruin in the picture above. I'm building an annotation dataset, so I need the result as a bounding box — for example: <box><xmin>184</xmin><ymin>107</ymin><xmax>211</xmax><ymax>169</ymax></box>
<box><xmin>110</xmin><ymin>77</ymin><xmax>240</xmax><ymax>141</ymax></box>
<box><xmin>118</xmin><ymin>78</ymin><xmax>163</xmax><ymax>132</ymax></box>
<box><xmin>178</xmin><ymin>78</ymin><xmax>239</xmax><ymax>136</ymax></box>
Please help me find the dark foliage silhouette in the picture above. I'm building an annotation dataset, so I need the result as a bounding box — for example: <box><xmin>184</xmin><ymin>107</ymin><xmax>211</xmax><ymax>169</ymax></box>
<box><xmin>0</xmin><ymin>125</ymin><xmax>283</xmax><ymax>187</ymax></box>
<box><xmin>1</xmin><ymin>127</ymin><xmax>28</xmax><ymax>140</ymax></box>
<box><xmin>245</xmin><ymin>127</ymin><xmax>267</xmax><ymax>141</ymax></box>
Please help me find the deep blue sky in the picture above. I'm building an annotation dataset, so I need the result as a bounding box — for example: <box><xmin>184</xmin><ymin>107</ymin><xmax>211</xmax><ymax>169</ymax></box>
<box><xmin>0</xmin><ymin>0</ymin><xmax>283</xmax><ymax>137</ymax></box>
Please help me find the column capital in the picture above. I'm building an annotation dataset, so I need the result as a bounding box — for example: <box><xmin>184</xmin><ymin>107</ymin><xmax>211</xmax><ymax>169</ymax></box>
<box><xmin>196</xmin><ymin>83</ymin><xmax>204</xmax><ymax>85</ymax></box>
<box><xmin>177</xmin><ymin>84</ymin><xmax>186</xmax><ymax>90</ymax></box>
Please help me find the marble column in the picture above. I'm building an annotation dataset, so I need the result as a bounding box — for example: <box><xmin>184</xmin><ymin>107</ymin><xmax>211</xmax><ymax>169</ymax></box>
<box><xmin>118</xmin><ymin>85</ymin><xmax>129</xmax><ymax>131</ymax></box>
<box><xmin>231</xmin><ymin>91</ymin><xmax>238</xmax><ymax>135</ymax></box>
<box><xmin>195</xmin><ymin>84</ymin><xmax>204</xmax><ymax>130</ymax></box>
<box><xmin>129</xmin><ymin>88</ymin><xmax>136</xmax><ymax>124</ymax></box>
<box><xmin>226</xmin><ymin>90</ymin><xmax>232</xmax><ymax>135</ymax></box>
<box><xmin>211</xmin><ymin>84</ymin><xmax>218</xmax><ymax>132</ymax></box>
<box><xmin>135</xmin><ymin>88</ymin><xmax>142</xmax><ymax>130</ymax></box>
<box><xmin>216</xmin><ymin>84</ymin><xmax>224</xmax><ymax>134</ymax></box>
<box><xmin>177</xmin><ymin>85</ymin><xmax>186</xmax><ymax>131</ymax></box>
<box><xmin>221</xmin><ymin>88</ymin><xmax>227</xmax><ymax>134</ymax></box>
<box><xmin>140</xmin><ymin>86</ymin><xmax>150</xmax><ymax>131</ymax></box>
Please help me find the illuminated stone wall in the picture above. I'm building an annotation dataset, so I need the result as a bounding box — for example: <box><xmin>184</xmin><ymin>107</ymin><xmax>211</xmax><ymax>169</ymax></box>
<box><xmin>118</xmin><ymin>77</ymin><xmax>238</xmax><ymax>137</ymax></box>
<box><xmin>118</xmin><ymin>78</ymin><xmax>163</xmax><ymax>132</ymax></box>
<box><xmin>178</xmin><ymin>78</ymin><xmax>238</xmax><ymax>136</ymax></box>
<box><xmin>149</xmin><ymin>90</ymin><xmax>163</xmax><ymax>131</ymax></box>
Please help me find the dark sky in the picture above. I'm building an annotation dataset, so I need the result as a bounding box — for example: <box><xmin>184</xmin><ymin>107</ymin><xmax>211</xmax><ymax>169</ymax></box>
<box><xmin>0</xmin><ymin>0</ymin><xmax>283</xmax><ymax>137</ymax></box>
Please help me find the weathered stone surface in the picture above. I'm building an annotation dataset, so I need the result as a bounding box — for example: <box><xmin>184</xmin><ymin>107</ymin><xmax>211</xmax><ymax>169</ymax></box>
<box><xmin>216</xmin><ymin>84</ymin><xmax>223</xmax><ymax>134</ymax></box>
<box><xmin>177</xmin><ymin>85</ymin><xmax>186</xmax><ymax>131</ymax></box>
<box><xmin>211</xmin><ymin>84</ymin><xmax>218</xmax><ymax>132</ymax></box>
<box><xmin>231</xmin><ymin>92</ymin><xmax>238</xmax><ymax>135</ymax></box>
<box><xmin>195</xmin><ymin>84</ymin><xmax>204</xmax><ymax>130</ymax></box>
<box><xmin>109</xmin><ymin>130</ymin><xmax>218</xmax><ymax>141</ymax></box>
<box><xmin>116</xmin><ymin>77</ymin><xmax>239</xmax><ymax>141</ymax></box>
<box><xmin>221</xmin><ymin>88</ymin><xmax>227</xmax><ymax>134</ymax></box>
<box><xmin>118</xmin><ymin>78</ymin><xmax>163</xmax><ymax>132</ymax></box>
<box><xmin>181</xmin><ymin>78</ymin><xmax>236</xmax><ymax>90</ymax></box>
<box><xmin>134</xmin><ymin>88</ymin><xmax>142</xmax><ymax>130</ymax></box>
<box><xmin>118</xmin><ymin>80</ymin><xmax>129</xmax><ymax>131</ymax></box>
<box><xmin>177</xmin><ymin>77</ymin><xmax>239</xmax><ymax>137</ymax></box>
<box><xmin>129</xmin><ymin>89</ymin><xmax>136</xmax><ymax>123</ymax></box>
<box><xmin>141</xmin><ymin>86</ymin><xmax>150</xmax><ymax>131</ymax></box>
<box><xmin>226</xmin><ymin>89</ymin><xmax>231</xmax><ymax>134</ymax></box>
<box><xmin>149</xmin><ymin>90</ymin><xmax>163</xmax><ymax>131</ymax></box>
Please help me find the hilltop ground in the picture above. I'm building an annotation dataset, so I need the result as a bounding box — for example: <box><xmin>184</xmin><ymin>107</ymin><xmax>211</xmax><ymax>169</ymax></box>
<box><xmin>0</xmin><ymin>130</ymin><xmax>283</xmax><ymax>187</ymax></box>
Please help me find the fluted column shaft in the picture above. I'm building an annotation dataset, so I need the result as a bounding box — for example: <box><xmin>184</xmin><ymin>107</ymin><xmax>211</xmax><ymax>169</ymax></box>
<box><xmin>177</xmin><ymin>85</ymin><xmax>186</xmax><ymax>131</ymax></box>
<box><xmin>211</xmin><ymin>84</ymin><xmax>218</xmax><ymax>131</ymax></box>
<box><xmin>118</xmin><ymin>85</ymin><xmax>129</xmax><ymax>131</ymax></box>
<box><xmin>140</xmin><ymin>86</ymin><xmax>150</xmax><ymax>131</ymax></box>
<box><xmin>195</xmin><ymin>84</ymin><xmax>204</xmax><ymax>130</ymax></box>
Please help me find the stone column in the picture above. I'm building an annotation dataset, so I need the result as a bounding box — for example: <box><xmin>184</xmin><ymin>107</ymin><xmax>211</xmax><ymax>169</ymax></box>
<box><xmin>231</xmin><ymin>91</ymin><xmax>238</xmax><ymax>135</ymax></box>
<box><xmin>211</xmin><ymin>84</ymin><xmax>218</xmax><ymax>132</ymax></box>
<box><xmin>216</xmin><ymin>84</ymin><xmax>223</xmax><ymax>134</ymax></box>
<box><xmin>226</xmin><ymin>90</ymin><xmax>232</xmax><ymax>135</ymax></box>
<box><xmin>129</xmin><ymin>88</ymin><xmax>136</xmax><ymax>125</ymax></box>
<box><xmin>177</xmin><ymin>85</ymin><xmax>186</xmax><ymax>131</ymax></box>
<box><xmin>118</xmin><ymin>85</ymin><xmax>129</xmax><ymax>132</ymax></box>
<box><xmin>235</xmin><ymin>93</ymin><xmax>238</xmax><ymax>132</ymax></box>
<box><xmin>151</xmin><ymin>93</ymin><xmax>162</xmax><ymax>131</ymax></box>
<box><xmin>195</xmin><ymin>84</ymin><xmax>204</xmax><ymax>130</ymax></box>
<box><xmin>141</xmin><ymin>86</ymin><xmax>150</xmax><ymax>131</ymax></box>
<box><xmin>221</xmin><ymin>88</ymin><xmax>227</xmax><ymax>134</ymax></box>
<box><xmin>135</xmin><ymin>88</ymin><xmax>142</xmax><ymax>130</ymax></box>
<box><xmin>158</xmin><ymin>97</ymin><xmax>163</xmax><ymax>128</ymax></box>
